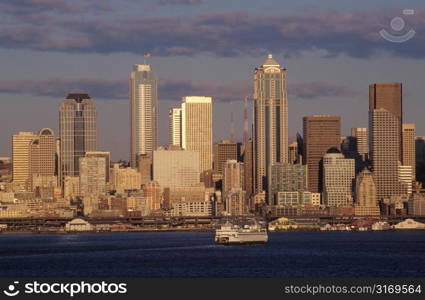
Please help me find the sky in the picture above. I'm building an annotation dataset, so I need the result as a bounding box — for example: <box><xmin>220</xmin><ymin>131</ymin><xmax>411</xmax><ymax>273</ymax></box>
<box><xmin>0</xmin><ymin>0</ymin><xmax>424</xmax><ymax>160</ymax></box>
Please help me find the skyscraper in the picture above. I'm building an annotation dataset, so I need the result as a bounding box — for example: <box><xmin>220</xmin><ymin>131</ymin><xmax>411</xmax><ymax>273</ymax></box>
<box><xmin>181</xmin><ymin>96</ymin><xmax>213</xmax><ymax>172</ymax></box>
<box><xmin>402</xmin><ymin>123</ymin><xmax>416</xmax><ymax>180</ymax></box>
<box><xmin>303</xmin><ymin>115</ymin><xmax>341</xmax><ymax>193</ymax></box>
<box><xmin>354</xmin><ymin>169</ymin><xmax>380</xmax><ymax>216</ymax></box>
<box><xmin>169</xmin><ymin>108</ymin><xmax>182</xmax><ymax>147</ymax></box>
<box><xmin>12</xmin><ymin>131</ymin><xmax>36</xmax><ymax>191</ymax></box>
<box><xmin>222</xmin><ymin>160</ymin><xmax>244</xmax><ymax>195</ymax></box>
<box><xmin>59</xmin><ymin>93</ymin><xmax>97</xmax><ymax>183</ymax></box>
<box><xmin>29</xmin><ymin>128</ymin><xmax>56</xmax><ymax>190</ymax></box>
<box><xmin>253</xmin><ymin>54</ymin><xmax>288</xmax><ymax>195</ymax></box>
<box><xmin>322</xmin><ymin>149</ymin><xmax>355</xmax><ymax>207</ymax></box>
<box><xmin>79</xmin><ymin>156</ymin><xmax>106</xmax><ymax>197</ymax></box>
<box><xmin>369</xmin><ymin>83</ymin><xmax>406</xmax><ymax>200</ymax></box>
<box><xmin>130</xmin><ymin>64</ymin><xmax>158</xmax><ymax>167</ymax></box>
<box><xmin>351</xmin><ymin>128</ymin><xmax>368</xmax><ymax>159</ymax></box>
<box><xmin>213</xmin><ymin>140</ymin><xmax>238</xmax><ymax>173</ymax></box>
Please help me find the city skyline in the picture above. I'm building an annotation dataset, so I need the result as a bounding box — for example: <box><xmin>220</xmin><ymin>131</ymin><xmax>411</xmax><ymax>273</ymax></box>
<box><xmin>1</xmin><ymin>1</ymin><xmax>425</xmax><ymax>160</ymax></box>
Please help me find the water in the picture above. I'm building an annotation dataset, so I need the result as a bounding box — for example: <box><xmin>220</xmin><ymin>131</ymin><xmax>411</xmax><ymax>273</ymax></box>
<box><xmin>0</xmin><ymin>231</ymin><xmax>424</xmax><ymax>277</ymax></box>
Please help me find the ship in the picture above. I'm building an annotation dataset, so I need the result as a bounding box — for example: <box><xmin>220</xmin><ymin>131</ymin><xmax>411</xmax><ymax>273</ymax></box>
<box><xmin>215</xmin><ymin>222</ymin><xmax>268</xmax><ymax>245</ymax></box>
<box><xmin>371</xmin><ymin>221</ymin><xmax>391</xmax><ymax>231</ymax></box>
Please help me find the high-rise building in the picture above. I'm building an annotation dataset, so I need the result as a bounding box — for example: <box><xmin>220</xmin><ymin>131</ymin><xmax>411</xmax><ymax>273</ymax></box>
<box><xmin>12</xmin><ymin>131</ymin><xmax>36</xmax><ymax>191</ymax></box>
<box><xmin>351</xmin><ymin>128</ymin><xmax>369</xmax><ymax>159</ymax></box>
<box><xmin>322</xmin><ymin>150</ymin><xmax>355</xmax><ymax>207</ymax></box>
<box><xmin>222</xmin><ymin>160</ymin><xmax>244</xmax><ymax>195</ymax></box>
<box><xmin>268</xmin><ymin>163</ymin><xmax>308</xmax><ymax>204</ymax></box>
<box><xmin>153</xmin><ymin>147</ymin><xmax>200</xmax><ymax>190</ymax></box>
<box><xmin>143</xmin><ymin>181</ymin><xmax>161</xmax><ymax>211</ymax></box>
<box><xmin>354</xmin><ymin>169</ymin><xmax>380</xmax><ymax>216</ymax></box>
<box><xmin>85</xmin><ymin>151</ymin><xmax>110</xmax><ymax>183</ymax></box>
<box><xmin>110</xmin><ymin>164</ymin><xmax>141</xmax><ymax>194</ymax></box>
<box><xmin>398</xmin><ymin>165</ymin><xmax>413</xmax><ymax>194</ymax></box>
<box><xmin>181</xmin><ymin>96</ymin><xmax>213</xmax><ymax>172</ymax></box>
<box><xmin>213</xmin><ymin>140</ymin><xmax>238</xmax><ymax>173</ymax></box>
<box><xmin>369</xmin><ymin>83</ymin><xmax>406</xmax><ymax>200</ymax></box>
<box><xmin>225</xmin><ymin>188</ymin><xmax>247</xmax><ymax>216</ymax></box>
<box><xmin>402</xmin><ymin>123</ymin><xmax>416</xmax><ymax>180</ymax></box>
<box><xmin>303</xmin><ymin>115</ymin><xmax>341</xmax><ymax>193</ymax></box>
<box><xmin>169</xmin><ymin>108</ymin><xmax>182</xmax><ymax>147</ymax></box>
<box><xmin>59</xmin><ymin>93</ymin><xmax>97</xmax><ymax>183</ymax></box>
<box><xmin>417</xmin><ymin>137</ymin><xmax>425</xmax><ymax>163</ymax></box>
<box><xmin>79</xmin><ymin>156</ymin><xmax>106</xmax><ymax>197</ymax></box>
<box><xmin>253</xmin><ymin>54</ymin><xmax>288</xmax><ymax>194</ymax></box>
<box><xmin>29</xmin><ymin>128</ymin><xmax>56</xmax><ymax>190</ymax></box>
<box><xmin>288</xmin><ymin>141</ymin><xmax>298</xmax><ymax>164</ymax></box>
<box><xmin>130</xmin><ymin>64</ymin><xmax>158</xmax><ymax>167</ymax></box>
<box><xmin>137</xmin><ymin>153</ymin><xmax>152</xmax><ymax>186</ymax></box>
<box><xmin>242</xmin><ymin>139</ymin><xmax>254</xmax><ymax>203</ymax></box>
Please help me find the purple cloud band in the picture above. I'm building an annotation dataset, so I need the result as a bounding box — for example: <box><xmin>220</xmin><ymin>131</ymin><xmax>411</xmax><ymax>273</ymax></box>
<box><xmin>0</xmin><ymin>78</ymin><xmax>358</xmax><ymax>102</ymax></box>
<box><xmin>0</xmin><ymin>4</ymin><xmax>424</xmax><ymax>58</ymax></box>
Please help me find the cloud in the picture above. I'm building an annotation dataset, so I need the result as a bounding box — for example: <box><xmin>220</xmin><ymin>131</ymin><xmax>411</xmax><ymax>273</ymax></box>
<box><xmin>158</xmin><ymin>0</ymin><xmax>202</xmax><ymax>5</ymax></box>
<box><xmin>0</xmin><ymin>8</ymin><xmax>424</xmax><ymax>58</ymax></box>
<box><xmin>0</xmin><ymin>78</ymin><xmax>359</xmax><ymax>102</ymax></box>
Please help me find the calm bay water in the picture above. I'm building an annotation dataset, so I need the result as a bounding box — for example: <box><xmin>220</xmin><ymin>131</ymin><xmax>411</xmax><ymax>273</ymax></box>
<box><xmin>0</xmin><ymin>231</ymin><xmax>424</xmax><ymax>277</ymax></box>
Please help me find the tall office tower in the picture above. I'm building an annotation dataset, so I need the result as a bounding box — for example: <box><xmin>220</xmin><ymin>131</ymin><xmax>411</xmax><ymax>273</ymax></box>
<box><xmin>303</xmin><ymin>116</ymin><xmax>341</xmax><ymax>193</ymax></box>
<box><xmin>322</xmin><ymin>149</ymin><xmax>355</xmax><ymax>207</ymax></box>
<box><xmin>79</xmin><ymin>156</ymin><xmax>106</xmax><ymax>197</ymax></box>
<box><xmin>222</xmin><ymin>160</ymin><xmax>244</xmax><ymax>195</ymax></box>
<box><xmin>169</xmin><ymin>108</ymin><xmax>182</xmax><ymax>147</ymax></box>
<box><xmin>12</xmin><ymin>131</ymin><xmax>36</xmax><ymax>191</ymax></box>
<box><xmin>137</xmin><ymin>153</ymin><xmax>152</xmax><ymax>186</ymax></box>
<box><xmin>268</xmin><ymin>163</ymin><xmax>308</xmax><ymax>204</ymax></box>
<box><xmin>153</xmin><ymin>147</ymin><xmax>200</xmax><ymax>190</ymax></box>
<box><xmin>402</xmin><ymin>124</ymin><xmax>416</xmax><ymax>180</ymax></box>
<box><xmin>181</xmin><ymin>96</ymin><xmax>213</xmax><ymax>172</ymax></box>
<box><xmin>253</xmin><ymin>54</ymin><xmax>288</xmax><ymax>195</ymax></box>
<box><xmin>85</xmin><ymin>151</ymin><xmax>110</xmax><ymax>183</ymax></box>
<box><xmin>354</xmin><ymin>169</ymin><xmax>380</xmax><ymax>216</ymax></box>
<box><xmin>351</xmin><ymin>128</ymin><xmax>369</xmax><ymax>159</ymax></box>
<box><xmin>243</xmin><ymin>139</ymin><xmax>254</xmax><ymax>203</ymax></box>
<box><xmin>288</xmin><ymin>141</ymin><xmax>298</xmax><ymax>164</ymax></box>
<box><xmin>59</xmin><ymin>93</ymin><xmax>97</xmax><ymax>184</ymax></box>
<box><xmin>213</xmin><ymin>140</ymin><xmax>237</xmax><ymax>173</ymax></box>
<box><xmin>130</xmin><ymin>64</ymin><xmax>158</xmax><ymax>167</ymax></box>
<box><xmin>29</xmin><ymin>128</ymin><xmax>56</xmax><ymax>190</ymax></box>
<box><xmin>369</xmin><ymin>83</ymin><xmax>406</xmax><ymax>200</ymax></box>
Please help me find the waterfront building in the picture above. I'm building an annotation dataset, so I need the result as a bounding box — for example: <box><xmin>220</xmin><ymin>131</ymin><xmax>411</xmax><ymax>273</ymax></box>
<box><xmin>59</xmin><ymin>93</ymin><xmax>97</xmax><ymax>184</ymax></box>
<box><xmin>253</xmin><ymin>54</ymin><xmax>288</xmax><ymax>194</ymax></box>
<box><xmin>153</xmin><ymin>147</ymin><xmax>200</xmax><ymax>190</ymax></box>
<box><xmin>354</xmin><ymin>169</ymin><xmax>380</xmax><ymax>216</ymax></box>
<box><xmin>181</xmin><ymin>96</ymin><xmax>213</xmax><ymax>172</ymax></box>
<box><xmin>322</xmin><ymin>149</ymin><xmax>355</xmax><ymax>207</ymax></box>
<box><xmin>130</xmin><ymin>64</ymin><xmax>158</xmax><ymax>167</ymax></box>
<box><xmin>268</xmin><ymin>163</ymin><xmax>308</xmax><ymax>204</ymax></box>
<box><xmin>303</xmin><ymin>115</ymin><xmax>341</xmax><ymax>193</ymax></box>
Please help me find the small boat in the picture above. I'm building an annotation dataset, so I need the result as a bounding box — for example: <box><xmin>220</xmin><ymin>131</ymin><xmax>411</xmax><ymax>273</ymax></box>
<box><xmin>215</xmin><ymin>222</ymin><xmax>268</xmax><ymax>245</ymax></box>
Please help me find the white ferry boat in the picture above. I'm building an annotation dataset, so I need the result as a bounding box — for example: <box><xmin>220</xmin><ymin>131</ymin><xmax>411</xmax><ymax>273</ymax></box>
<box><xmin>215</xmin><ymin>222</ymin><xmax>268</xmax><ymax>245</ymax></box>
